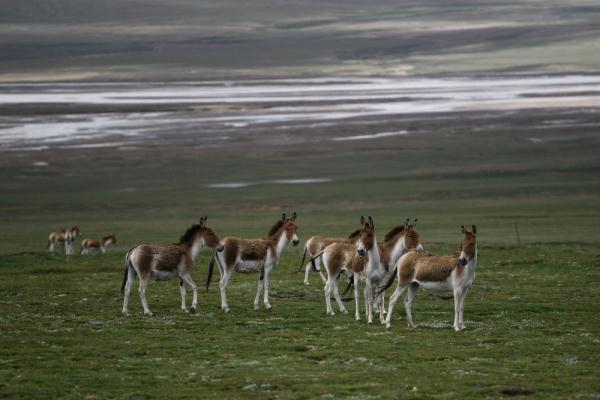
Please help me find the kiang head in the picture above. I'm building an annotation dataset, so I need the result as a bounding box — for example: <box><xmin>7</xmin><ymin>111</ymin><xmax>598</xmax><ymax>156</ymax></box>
<box><xmin>281</xmin><ymin>212</ymin><xmax>299</xmax><ymax>246</ymax></box>
<box><xmin>458</xmin><ymin>225</ymin><xmax>477</xmax><ymax>266</ymax></box>
<box><xmin>357</xmin><ymin>216</ymin><xmax>375</xmax><ymax>256</ymax></box>
<box><xmin>71</xmin><ymin>226</ymin><xmax>81</xmax><ymax>236</ymax></box>
<box><xmin>183</xmin><ymin>216</ymin><xmax>223</xmax><ymax>252</ymax></box>
<box><xmin>404</xmin><ymin>218</ymin><xmax>423</xmax><ymax>251</ymax></box>
<box><xmin>105</xmin><ymin>234</ymin><xmax>117</xmax><ymax>245</ymax></box>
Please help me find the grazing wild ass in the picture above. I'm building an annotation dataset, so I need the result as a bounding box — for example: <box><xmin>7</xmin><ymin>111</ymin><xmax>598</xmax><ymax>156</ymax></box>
<box><xmin>384</xmin><ymin>225</ymin><xmax>478</xmax><ymax>331</ymax></box>
<box><xmin>47</xmin><ymin>226</ymin><xmax>80</xmax><ymax>254</ymax></box>
<box><xmin>298</xmin><ymin>229</ymin><xmax>360</xmax><ymax>285</ymax></box>
<box><xmin>207</xmin><ymin>213</ymin><xmax>299</xmax><ymax>313</ymax></box>
<box><xmin>356</xmin><ymin>217</ymin><xmax>422</xmax><ymax>324</ymax></box>
<box><xmin>321</xmin><ymin>217</ymin><xmax>422</xmax><ymax>321</ymax></box>
<box><xmin>80</xmin><ymin>235</ymin><xmax>117</xmax><ymax>254</ymax></box>
<box><xmin>121</xmin><ymin>217</ymin><xmax>223</xmax><ymax>316</ymax></box>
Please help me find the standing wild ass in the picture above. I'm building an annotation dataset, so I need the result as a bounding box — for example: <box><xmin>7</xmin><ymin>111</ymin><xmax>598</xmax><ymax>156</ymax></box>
<box><xmin>207</xmin><ymin>213</ymin><xmax>299</xmax><ymax>313</ymax></box>
<box><xmin>298</xmin><ymin>229</ymin><xmax>360</xmax><ymax>285</ymax></box>
<box><xmin>384</xmin><ymin>225</ymin><xmax>478</xmax><ymax>331</ymax></box>
<box><xmin>81</xmin><ymin>235</ymin><xmax>117</xmax><ymax>254</ymax></box>
<box><xmin>321</xmin><ymin>217</ymin><xmax>422</xmax><ymax>321</ymax></box>
<box><xmin>356</xmin><ymin>217</ymin><xmax>423</xmax><ymax>324</ymax></box>
<box><xmin>47</xmin><ymin>226</ymin><xmax>80</xmax><ymax>254</ymax></box>
<box><xmin>122</xmin><ymin>217</ymin><xmax>223</xmax><ymax>316</ymax></box>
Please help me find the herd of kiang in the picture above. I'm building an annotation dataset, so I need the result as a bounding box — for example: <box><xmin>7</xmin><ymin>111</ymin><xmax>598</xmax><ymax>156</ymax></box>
<box><xmin>48</xmin><ymin>213</ymin><xmax>478</xmax><ymax>331</ymax></box>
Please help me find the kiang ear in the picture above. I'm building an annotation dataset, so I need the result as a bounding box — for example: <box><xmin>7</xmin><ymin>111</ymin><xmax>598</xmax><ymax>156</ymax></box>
<box><xmin>360</xmin><ymin>216</ymin><xmax>366</xmax><ymax>226</ymax></box>
<box><xmin>461</xmin><ymin>225</ymin><xmax>467</xmax><ymax>234</ymax></box>
<box><xmin>472</xmin><ymin>225</ymin><xmax>477</xmax><ymax>234</ymax></box>
<box><xmin>368</xmin><ymin>216</ymin><xmax>374</xmax><ymax>228</ymax></box>
<box><xmin>412</xmin><ymin>218</ymin><xmax>418</xmax><ymax>228</ymax></box>
<box><xmin>199</xmin><ymin>217</ymin><xmax>205</xmax><ymax>227</ymax></box>
<box><xmin>282</xmin><ymin>213</ymin><xmax>287</xmax><ymax>221</ymax></box>
<box><xmin>404</xmin><ymin>218</ymin><xmax>410</xmax><ymax>228</ymax></box>
<box><xmin>292</xmin><ymin>211</ymin><xmax>297</xmax><ymax>221</ymax></box>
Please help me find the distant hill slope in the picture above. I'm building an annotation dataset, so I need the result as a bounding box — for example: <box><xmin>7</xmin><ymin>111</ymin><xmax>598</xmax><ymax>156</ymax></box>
<box><xmin>1</xmin><ymin>0</ymin><xmax>599</xmax><ymax>81</ymax></box>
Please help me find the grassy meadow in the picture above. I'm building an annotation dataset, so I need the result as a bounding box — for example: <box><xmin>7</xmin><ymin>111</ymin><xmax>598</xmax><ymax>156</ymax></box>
<box><xmin>1</xmin><ymin>105</ymin><xmax>600</xmax><ymax>398</ymax></box>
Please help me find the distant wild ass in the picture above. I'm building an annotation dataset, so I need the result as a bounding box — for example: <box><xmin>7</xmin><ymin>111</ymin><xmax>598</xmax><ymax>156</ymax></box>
<box><xmin>355</xmin><ymin>217</ymin><xmax>422</xmax><ymax>324</ymax></box>
<box><xmin>122</xmin><ymin>217</ymin><xmax>223</xmax><ymax>316</ymax></box>
<box><xmin>384</xmin><ymin>225</ymin><xmax>478</xmax><ymax>331</ymax></box>
<box><xmin>321</xmin><ymin>217</ymin><xmax>422</xmax><ymax>321</ymax></box>
<box><xmin>47</xmin><ymin>226</ymin><xmax>80</xmax><ymax>254</ymax></box>
<box><xmin>207</xmin><ymin>213</ymin><xmax>299</xmax><ymax>313</ymax></box>
<box><xmin>81</xmin><ymin>235</ymin><xmax>117</xmax><ymax>254</ymax></box>
<box><xmin>298</xmin><ymin>229</ymin><xmax>360</xmax><ymax>285</ymax></box>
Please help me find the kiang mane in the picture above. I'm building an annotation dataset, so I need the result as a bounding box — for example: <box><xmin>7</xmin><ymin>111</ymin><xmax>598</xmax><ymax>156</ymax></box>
<box><xmin>179</xmin><ymin>224</ymin><xmax>202</xmax><ymax>244</ymax></box>
<box><xmin>102</xmin><ymin>235</ymin><xmax>114</xmax><ymax>241</ymax></box>
<box><xmin>267</xmin><ymin>220</ymin><xmax>285</xmax><ymax>238</ymax></box>
<box><xmin>383</xmin><ymin>225</ymin><xmax>406</xmax><ymax>242</ymax></box>
<box><xmin>348</xmin><ymin>229</ymin><xmax>360</xmax><ymax>239</ymax></box>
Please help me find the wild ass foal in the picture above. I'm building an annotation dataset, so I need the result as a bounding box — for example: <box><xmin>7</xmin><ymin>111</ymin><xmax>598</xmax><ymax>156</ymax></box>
<box><xmin>80</xmin><ymin>235</ymin><xmax>117</xmax><ymax>254</ymax></box>
<box><xmin>356</xmin><ymin>217</ymin><xmax>423</xmax><ymax>324</ymax></box>
<box><xmin>322</xmin><ymin>217</ymin><xmax>421</xmax><ymax>321</ymax></box>
<box><xmin>299</xmin><ymin>229</ymin><xmax>360</xmax><ymax>285</ymax></box>
<box><xmin>208</xmin><ymin>213</ymin><xmax>299</xmax><ymax>313</ymax></box>
<box><xmin>47</xmin><ymin>226</ymin><xmax>80</xmax><ymax>254</ymax></box>
<box><xmin>384</xmin><ymin>225</ymin><xmax>478</xmax><ymax>331</ymax></box>
<box><xmin>121</xmin><ymin>217</ymin><xmax>223</xmax><ymax>316</ymax></box>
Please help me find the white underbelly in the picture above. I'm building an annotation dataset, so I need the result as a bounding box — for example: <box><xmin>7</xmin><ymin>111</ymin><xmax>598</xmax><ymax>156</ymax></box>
<box><xmin>235</xmin><ymin>260</ymin><xmax>265</xmax><ymax>273</ymax></box>
<box><xmin>151</xmin><ymin>270</ymin><xmax>178</xmax><ymax>281</ymax></box>
<box><xmin>417</xmin><ymin>279</ymin><xmax>453</xmax><ymax>292</ymax></box>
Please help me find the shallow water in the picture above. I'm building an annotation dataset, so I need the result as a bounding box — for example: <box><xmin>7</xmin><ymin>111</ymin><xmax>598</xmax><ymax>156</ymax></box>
<box><xmin>1</xmin><ymin>75</ymin><xmax>599</xmax><ymax>150</ymax></box>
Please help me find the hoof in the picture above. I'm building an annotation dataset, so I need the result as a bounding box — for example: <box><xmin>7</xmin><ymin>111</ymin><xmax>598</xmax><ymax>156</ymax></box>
<box><xmin>355</xmin><ymin>316</ymin><xmax>361</xmax><ymax>321</ymax></box>
<box><xmin>182</xmin><ymin>308</ymin><xmax>189</xmax><ymax>314</ymax></box>
<box><xmin>460</xmin><ymin>324</ymin><xmax>466</xmax><ymax>330</ymax></box>
<box><xmin>303</xmin><ymin>281</ymin><xmax>310</xmax><ymax>286</ymax></box>
<box><xmin>265</xmin><ymin>304</ymin><xmax>272</xmax><ymax>310</ymax></box>
<box><xmin>368</xmin><ymin>320</ymin><xmax>373</xmax><ymax>325</ymax></box>
<box><xmin>222</xmin><ymin>307</ymin><xmax>230</xmax><ymax>313</ymax></box>
<box><xmin>253</xmin><ymin>304</ymin><xmax>259</xmax><ymax>310</ymax></box>
<box><xmin>144</xmin><ymin>312</ymin><xmax>154</xmax><ymax>316</ymax></box>
<box><xmin>327</xmin><ymin>311</ymin><xmax>335</xmax><ymax>316</ymax></box>
<box><xmin>341</xmin><ymin>309</ymin><xmax>348</xmax><ymax>315</ymax></box>
<box><xmin>190</xmin><ymin>307</ymin><xmax>196</xmax><ymax>314</ymax></box>
<box><xmin>122</xmin><ymin>311</ymin><xmax>129</xmax><ymax>316</ymax></box>
<box><xmin>385</xmin><ymin>323</ymin><xmax>391</xmax><ymax>329</ymax></box>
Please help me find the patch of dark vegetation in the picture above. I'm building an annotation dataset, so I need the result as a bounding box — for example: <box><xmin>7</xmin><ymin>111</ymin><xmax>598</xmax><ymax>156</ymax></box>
<box><xmin>31</xmin><ymin>268</ymin><xmax>69</xmax><ymax>274</ymax></box>
<box><xmin>501</xmin><ymin>388</ymin><xmax>535</xmax><ymax>396</ymax></box>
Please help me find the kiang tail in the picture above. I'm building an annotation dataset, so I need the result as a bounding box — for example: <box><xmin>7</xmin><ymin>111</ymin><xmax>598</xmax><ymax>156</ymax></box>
<box><xmin>296</xmin><ymin>248</ymin><xmax>308</xmax><ymax>273</ymax></box>
<box><xmin>376</xmin><ymin>268</ymin><xmax>397</xmax><ymax>297</ymax></box>
<box><xmin>206</xmin><ymin>254</ymin><xmax>216</xmax><ymax>291</ymax></box>
<box><xmin>309</xmin><ymin>250</ymin><xmax>325</xmax><ymax>272</ymax></box>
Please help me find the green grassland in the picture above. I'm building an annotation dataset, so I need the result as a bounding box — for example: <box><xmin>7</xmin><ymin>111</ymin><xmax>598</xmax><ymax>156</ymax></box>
<box><xmin>0</xmin><ymin>243</ymin><xmax>599</xmax><ymax>399</ymax></box>
<box><xmin>1</xmin><ymin>105</ymin><xmax>600</xmax><ymax>398</ymax></box>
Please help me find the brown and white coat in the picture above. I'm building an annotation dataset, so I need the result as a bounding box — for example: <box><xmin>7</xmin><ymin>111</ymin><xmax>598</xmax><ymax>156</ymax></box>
<box><xmin>208</xmin><ymin>213</ymin><xmax>299</xmax><ymax>313</ymax></box>
<box><xmin>80</xmin><ymin>235</ymin><xmax>117</xmax><ymax>254</ymax></box>
<box><xmin>121</xmin><ymin>217</ymin><xmax>223</xmax><ymax>316</ymax></box>
<box><xmin>47</xmin><ymin>226</ymin><xmax>81</xmax><ymax>254</ymax></box>
<box><xmin>322</xmin><ymin>217</ymin><xmax>422</xmax><ymax>321</ymax></box>
<box><xmin>300</xmin><ymin>230</ymin><xmax>360</xmax><ymax>285</ymax></box>
<box><xmin>385</xmin><ymin>225</ymin><xmax>478</xmax><ymax>331</ymax></box>
<box><xmin>356</xmin><ymin>217</ymin><xmax>423</xmax><ymax>324</ymax></box>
